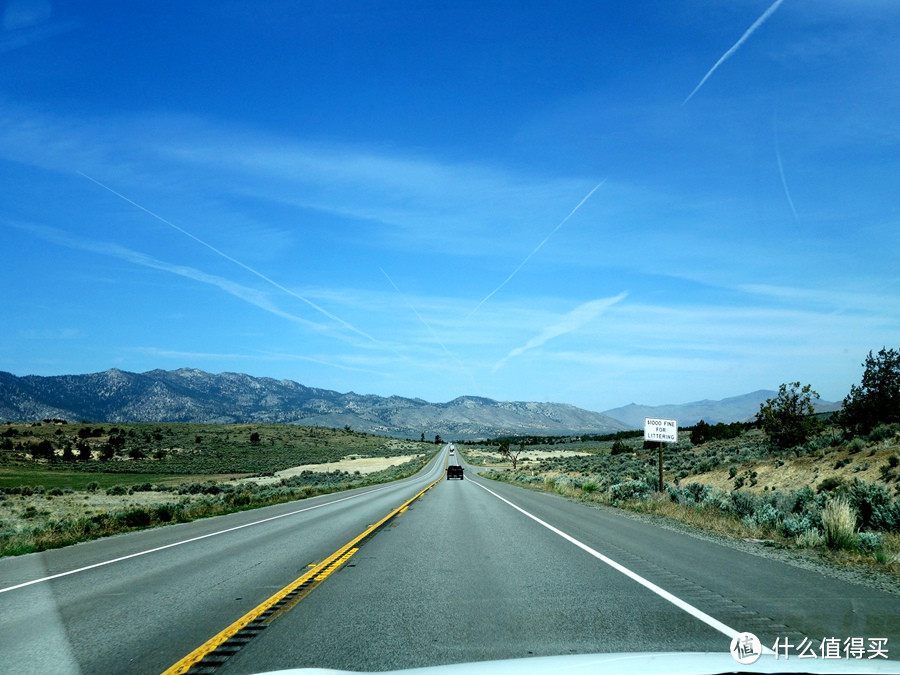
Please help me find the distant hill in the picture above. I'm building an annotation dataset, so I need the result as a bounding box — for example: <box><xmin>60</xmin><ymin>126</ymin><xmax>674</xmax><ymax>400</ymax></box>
<box><xmin>0</xmin><ymin>368</ymin><xmax>630</xmax><ymax>440</ymax></box>
<box><xmin>602</xmin><ymin>390</ymin><xmax>842</xmax><ymax>429</ymax></box>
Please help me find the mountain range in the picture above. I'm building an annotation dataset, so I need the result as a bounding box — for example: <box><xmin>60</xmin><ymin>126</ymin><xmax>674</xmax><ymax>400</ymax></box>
<box><xmin>0</xmin><ymin>368</ymin><xmax>629</xmax><ymax>440</ymax></box>
<box><xmin>0</xmin><ymin>368</ymin><xmax>839</xmax><ymax>440</ymax></box>
<box><xmin>604</xmin><ymin>391</ymin><xmax>842</xmax><ymax>429</ymax></box>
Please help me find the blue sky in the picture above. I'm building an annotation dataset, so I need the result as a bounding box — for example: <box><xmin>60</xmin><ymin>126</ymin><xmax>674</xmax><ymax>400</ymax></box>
<box><xmin>1</xmin><ymin>1</ymin><xmax>897</xmax><ymax>412</ymax></box>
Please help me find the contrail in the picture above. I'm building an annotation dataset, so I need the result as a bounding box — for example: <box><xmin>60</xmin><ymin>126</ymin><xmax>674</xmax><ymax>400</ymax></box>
<box><xmin>492</xmin><ymin>292</ymin><xmax>627</xmax><ymax>372</ymax></box>
<box><xmin>683</xmin><ymin>0</ymin><xmax>786</xmax><ymax>105</ymax></box>
<box><xmin>466</xmin><ymin>180</ymin><xmax>606</xmax><ymax>320</ymax></box>
<box><xmin>773</xmin><ymin>115</ymin><xmax>799</xmax><ymax>221</ymax></box>
<box><xmin>380</xmin><ymin>267</ymin><xmax>468</xmax><ymax>374</ymax></box>
<box><xmin>78</xmin><ymin>171</ymin><xmax>382</xmax><ymax>346</ymax></box>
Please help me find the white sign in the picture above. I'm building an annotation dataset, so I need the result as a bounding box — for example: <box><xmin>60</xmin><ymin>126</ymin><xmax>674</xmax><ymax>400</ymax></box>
<box><xmin>644</xmin><ymin>417</ymin><xmax>678</xmax><ymax>443</ymax></box>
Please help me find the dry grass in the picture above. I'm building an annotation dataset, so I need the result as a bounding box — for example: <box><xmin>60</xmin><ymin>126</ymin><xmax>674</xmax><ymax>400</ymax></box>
<box><xmin>822</xmin><ymin>497</ymin><xmax>858</xmax><ymax>550</ymax></box>
<box><xmin>819</xmin><ymin>533</ymin><xmax>900</xmax><ymax>575</ymax></box>
<box><xmin>0</xmin><ymin>489</ymin><xmax>216</xmax><ymax>554</ymax></box>
<box><xmin>683</xmin><ymin>440</ymin><xmax>899</xmax><ymax>496</ymax></box>
<box><xmin>624</xmin><ymin>495</ymin><xmax>752</xmax><ymax>539</ymax></box>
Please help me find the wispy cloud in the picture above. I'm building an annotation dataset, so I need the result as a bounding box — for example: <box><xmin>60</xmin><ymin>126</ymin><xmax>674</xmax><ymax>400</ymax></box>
<box><xmin>738</xmin><ymin>282</ymin><xmax>900</xmax><ymax>318</ymax></box>
<box><xmin>683</xmin><ymin>0</ymin><xmax>786</xmax><ymax>105</ymax></box>
<box><xmin>773</xmin><ymin>114</ymin><xmax>799</xmax><ymax>221</ymax></box>
<box><xmin>0</xmin><ymin>103</ymin><xmax>605</xmax><ymax>263</ymax></box>
<box><xmin>77</xmin><ymin>171</ymin><xmax>386</xmax><ymax>348</ymax></box>
<box><xmin>379</xmin><ymin>267</ymin><xmax>470</xmax><ymax>376</ymax></box>
<box><xmin>1</xmin><ymin>0</ymin><xmax>80</xmax><ymax>54</ymax></box>
<box><xmin>467</xmin><ymin>180</ymin><xmax>606</xmax><ymax>320</ymax></box>
<box><xmin>6</xmin><ymin>219</ymin><xmax>330</xmax><ymax>332</ymax></box>
<box><xmin>161</xmin><ymin>131</ymin><xmax>601</xmax><ymax>259</ymax></box>
<box><xmin>493</xmin><ymin>293</ymin><xmax>627</xmax><ymax>372</ymax></box>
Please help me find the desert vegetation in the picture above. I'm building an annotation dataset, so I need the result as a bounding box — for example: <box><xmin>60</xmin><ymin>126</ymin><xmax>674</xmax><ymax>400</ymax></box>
<box><xmin>470</xmin><ymin>425</ymin><xmax>899</xmax><ymax>574</ymax></box>
<box><xmin>0</xmin><ymin>422</ymin><xmax>423</xmax><ymax>475</ymax></box>
<box><xmin>0</xmin><ymin>422</ymin><xmax>434</xmax><ymax>556</ymax></box>
<box><xmin>466</xmin><ymin>347</ymin><xmax>900</xmax><ymax>576</ymax></box>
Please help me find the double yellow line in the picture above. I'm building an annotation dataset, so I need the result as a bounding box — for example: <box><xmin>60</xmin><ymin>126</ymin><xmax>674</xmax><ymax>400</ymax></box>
<box><xmin>163</xmin><ymin>472</ymin><xmax>444</xmax><ymax>674</ymax></box>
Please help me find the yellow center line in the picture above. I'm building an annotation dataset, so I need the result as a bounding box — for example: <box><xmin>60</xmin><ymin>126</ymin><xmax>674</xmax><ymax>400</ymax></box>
<box><xmin>162</xmin><ymin>471</ymin><xmax>444</xmax><ymax>675</ymax></box>
<box><xmin>315</xmin><ymin>548</ymin><xmax>358</xmax><ymax>582</ymax></box>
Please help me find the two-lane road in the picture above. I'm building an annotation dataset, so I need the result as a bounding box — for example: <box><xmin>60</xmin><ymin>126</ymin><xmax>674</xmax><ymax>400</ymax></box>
<box><xmin>215</xmin><ymin>449</ymin><xmax>900</xmax><ymax>672</ymax></box>
<box><xmin>1</xmin><ymin>445</ymin><xmax>897</xmax><ymax>673</ymax></box>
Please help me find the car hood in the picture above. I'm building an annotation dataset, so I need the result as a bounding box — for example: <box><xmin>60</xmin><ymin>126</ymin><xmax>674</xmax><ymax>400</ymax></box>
<box><xmin>261</xmin><ymin>651</ymin><xmax>897</xmax><ymax>674</ymax></box>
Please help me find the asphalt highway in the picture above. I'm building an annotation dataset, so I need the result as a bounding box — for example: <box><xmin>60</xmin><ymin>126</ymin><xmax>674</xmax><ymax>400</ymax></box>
<box><xmin>0</xmin><ymin>445</ymin><xmax>897</xmax><ymax>674</ymax></box>
<box><xmin>0</xmin><ymin>452</ymin><xmax>446</xmax><ymax>674</ymax></box>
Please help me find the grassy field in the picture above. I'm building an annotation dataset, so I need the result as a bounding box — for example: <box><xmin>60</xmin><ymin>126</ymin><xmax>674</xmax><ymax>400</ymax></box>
<box><xmin>0</xmin><ymin>421</ymin><xmax>436</xmax><ymax>557</ymax></box>
<box><xmin>0</xmin><ymin>465</ymin><xmax>247</xmax><ymax>490</ymax></box>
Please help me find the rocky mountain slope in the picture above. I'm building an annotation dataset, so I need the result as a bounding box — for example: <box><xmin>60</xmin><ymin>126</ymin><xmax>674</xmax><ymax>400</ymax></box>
<box><xmin>0</xmin><ymin>368</ymin><xmax>630</xmax><ymax>440</ymax></box>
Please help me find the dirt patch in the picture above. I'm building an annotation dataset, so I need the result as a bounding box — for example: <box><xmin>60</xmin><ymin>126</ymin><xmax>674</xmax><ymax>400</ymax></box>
<box><xmin>235</xmin><ymin>454</ymin><xmax>423</xmax><ymax>486</ymax></box>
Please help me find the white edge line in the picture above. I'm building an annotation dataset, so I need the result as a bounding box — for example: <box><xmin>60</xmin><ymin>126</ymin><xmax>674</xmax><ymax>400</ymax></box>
<box><xmin>469</xmin><ymin>478</ymin><xmax>775</xmax><ymax>654</ymax></box>
<box><xmin>0</xmin><ymin>481</ymin><xmax>407</xmax><ymax>595</ymax></box>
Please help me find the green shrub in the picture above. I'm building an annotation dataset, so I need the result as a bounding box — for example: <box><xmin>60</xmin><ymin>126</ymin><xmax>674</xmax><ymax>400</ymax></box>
<box><xmin>730</xmin><ymin>491</ymin><xmax>758</xmax><ymax>517</ymax></box>
<box><xmin>780</xmin><ymin>515</ymin><xmax>812</xmax><ymax>538</ymax></box>
<box><xmin>122</xmin><ymin>509</ymin><xmax>151</xmax><ymax>528</ymax></box>
<box><xmin>106</xmin><ymin>485</ymin><xmax>128</xmax><ymax>496</ymax></box>
<box><xmin>610</xmin><ymin>439</ymin><xmax>630</xmax><ymax>455</ymax></box>
<box><xmin>845</xmin><ymin>479</ymin><xmax>899</xmax><ymax>531</ymax></box>
<box><xmin>703</xmin><ymin>491</ymin><xmax>732</xmax><ymax>513</ymax></box>
<box><xmin>816</xmin><ymin>476</ymin><xmax>843</xmax><ymax>493</ymax></box>
<box><xmin>847</xmin><ymin>437</ymin><xmax>866</xmax><ymax>454</ymax></box>
<box><xmin>857</xmin><ymin>531</ymin><xmax>884</xmax><ymax>552</ymax></box>
<box><xmin>796</xmin><ymin>528</ymin><xmax>825</xmax><ymax>548</ymax></box>
<box><xmin>822</xmin><ymin>497</ymin><xmax>857</xmax><ymax>550</ymax></box>
<box><xmin>609</xmin><ymin>480</ymin><xmax>651</xmax><ymax>505</ymax></box>
<box><xmin>749</xmin><ymin>503</ymin><xmax>781</xmax><ymax>531</ymax></box>
<box><xmin>227</xmin><ymin>492</ymin><xmax>252</xmax><ymax>506</ymax></box>
<box><xmin>154</xmin><ymin>505</ymin><xmax>175</xmax><ymax>522</ymax></box>
<box><xmin>868</xmin><ymin>423</ymin><xmax>900</xmax><ymax>443</ymax></box>
<box><xmin>792</xmin><ymin>486</ymin><xmax>816</xmax><ymax>512</ymax></box>
<box><xmin>681</xmin><ymin>482</ymin><xmax>712</xmax><ymax>504</ymax></box>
